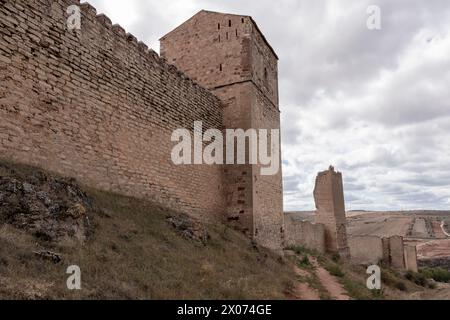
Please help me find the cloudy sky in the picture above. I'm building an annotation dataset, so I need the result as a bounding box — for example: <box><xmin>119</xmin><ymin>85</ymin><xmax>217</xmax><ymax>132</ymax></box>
<box><xmin>88</xmin><ymin>0</ymin><xmax>450</xmax><ymax>212</ymax></box>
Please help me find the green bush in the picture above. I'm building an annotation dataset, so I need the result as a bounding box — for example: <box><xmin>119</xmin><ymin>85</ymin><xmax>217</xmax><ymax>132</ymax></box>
<box><xmin>394</xmin><ymin>281</ymin><xmax>407</xmax><ymax>292</ymax></box>
<box><xmin>285</xmin><ymin>246</ymin><xmax>316</xmax><ymax>256</ymax></box>
<box><xmin>405</xmin><ymin>271</ymin><xmax>428</xmax><ymax>287</ymax></box>
<box><xmin>298</xmin><ymin>255</ymin><xmax>312</xmax><ymax>268</ymax></box>
<box><xmin>331</xmin><ymin>253</ymin><xmax>341</xmax><ymax>263</ymax></box>
<box><xmin>327</xmin><ymin>264</ymin><xmax>345</xmax><ymax>278</ymax></box>
<box><xmin>420</xmin><ymin>267</ymin><xmax>450</xmax><ymax>283</ymax></box>
<box><xmin>381</xmin><ymin>269</ymin><xmax>398</xmax><ymax>287</ymax></box>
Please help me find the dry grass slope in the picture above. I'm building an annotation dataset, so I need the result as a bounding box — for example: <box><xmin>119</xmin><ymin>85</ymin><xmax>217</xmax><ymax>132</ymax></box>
<box><xmin>1</xmin><ymin>161</ymin><xmax>446</xmax><ymax>300</ymax></box>
<box><xmin>0</xmin><ymin>162</ymin><xmax>295</xmax><ymax>300</ymax></box>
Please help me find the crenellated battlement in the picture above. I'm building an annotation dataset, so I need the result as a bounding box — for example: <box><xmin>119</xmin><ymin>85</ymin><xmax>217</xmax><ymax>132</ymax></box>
<box><xmin>0</xmin><ymin>0</ymin><xmax>225</xmax><ymax>223</ymax></box>
<box><xmin>0</xmin><ymin>0</ymin><xmax>284</xmax><ymax>250</ymax></box>
<box><xmin>74</xmin><ymin>1</ymin><xmax>207</xmax><ymax>93</ymax></box>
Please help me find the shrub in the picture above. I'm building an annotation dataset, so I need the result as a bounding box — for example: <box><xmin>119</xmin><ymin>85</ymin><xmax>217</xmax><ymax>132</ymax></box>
<box><xmin>420</xmin><ymin>267</ymin><xmax>450</xmax><ymax>283</ymax></box>
<box><xmin>394</xmin><ymin>281</ymin><xmax>407</xmax><ymax>292</ymax></box>
<box><xmin>285</xmin><ymin>246</ymin><xmax>316</xmax><ymax>256</ymax></box>
<box><xmin>331</xmin><ymin>254</ymin><xmax>341</xmax><ymax>263</ymax></box>
<box><xmin>299</xmin><ymin>255</ymin><xmax>311</xmax><ymax>268</ymax></box>
<box><xmin>405</xmin><ymin>271</ymin><xmax>428</xmax><ymax>287</ymax></box>
<box><xmin>381</xmin><ymin>269</ymin><xmax>398</xmax><ymax>287</ymax></box>
<box><xmin>327</xmin><ymin>264</ymin><xmax>345</xmax><ymax>278</ymax></box>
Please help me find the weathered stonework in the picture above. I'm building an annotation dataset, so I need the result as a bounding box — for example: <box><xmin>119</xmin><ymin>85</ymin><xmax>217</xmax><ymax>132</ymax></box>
<box><xmin>404</xmin><ymin>245</ymin><xmax>418</xmax><ymax>272</ymax></box>
<box><xmin>284</xmin><ymin>218</ymin><xmax>326</xmax><ymax>253</ymax></box>
<box><xmin>314</xmin><ymin>166</ymin><xmax>350</xmax><ymax>257</ymax></box>
<box><xmin>349</xmin><ymin>236</ymin><xmax>384</xmax><ymax>265</ymax></box>
<box><xmin>0</xmin><ymin>2</ymin><xmax>283</xmax><ymax>250</ymax></box>
<box><xmin>160</xmin><ymin>10</ymin><xmax>284</xmax><ymax>250</ymax></box>
<box><xmin>349</xmin><ymin>234</ymin><xmax>417</xmax><ymax>271</ymax></box>
<box><xmin>383</xmin><ymin>235</ymin><xmax>406</xmax><ymax>269</ymax></box>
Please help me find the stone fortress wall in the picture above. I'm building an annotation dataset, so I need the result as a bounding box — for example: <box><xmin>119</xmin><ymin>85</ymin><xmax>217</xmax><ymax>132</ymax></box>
<box><xmin>314</xmin><ymin>166</ymin><xmax>350</xmax><ymax>258</ymax></box>
<box><xmin>0</xmin><ymin>0</ymin><xmax>227</xmax><ymax>221</ymax></box>
<box><xmin>348</xmin><ymin>234</ymin><xmax>418</xmax><ymax>272</ymax></box>
<box><xmin>0</xmin><ymin>0</ymin><xmax>424</xmax><ymax>264</ymax></box>
<box><xmin>0</xmin><ymin>0</ymin><xmax>284</xmax><ymax>250</ymax></box>
<box><xmin>285</xmin><ymin>167</ymin><xmax>418</xmax><ymax>272</ymax></box>
<box><xmin>160</xmin><ymin>10</ymin><xmax>284</xmax><ymax>249</ymax></box>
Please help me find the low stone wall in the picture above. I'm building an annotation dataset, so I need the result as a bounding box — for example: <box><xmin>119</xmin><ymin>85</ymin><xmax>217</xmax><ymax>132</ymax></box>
<box><xmin>284</xmin><ymin>218</ymin><xmax>326</xmax><ymax>253</ymax></box>
<box><xmin>349</xmin><ymin>235</ymin><xmax>418</xmax><ymax>272</ymax></box>
<box><xmin>349</xmin><ymin>236</ymin><xmax>383</xmax><ymax>265</ymax></box>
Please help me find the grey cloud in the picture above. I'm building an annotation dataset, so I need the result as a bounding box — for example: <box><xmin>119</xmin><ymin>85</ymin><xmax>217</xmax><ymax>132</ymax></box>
<box><xmin>88</xmin><ymin>0</ymin><xmax>450</xmax><ymax>211</ymax></box>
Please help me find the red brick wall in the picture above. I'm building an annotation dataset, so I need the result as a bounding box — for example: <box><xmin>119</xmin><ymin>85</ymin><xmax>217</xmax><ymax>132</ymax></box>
<box><xmin>0</xmin><ymin>0</ymin><xmax>226</xmax><ymax>220</ymax></box>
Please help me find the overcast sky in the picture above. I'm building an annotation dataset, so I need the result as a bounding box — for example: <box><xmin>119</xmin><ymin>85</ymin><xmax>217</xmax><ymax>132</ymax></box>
<box><xmin>88</xmin><ymin>0</ymin><xmax>450</xmax><ymax>212</ymax></box>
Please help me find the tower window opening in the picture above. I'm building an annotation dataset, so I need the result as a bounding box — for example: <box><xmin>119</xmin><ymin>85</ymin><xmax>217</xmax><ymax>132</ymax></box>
<box><xmin>218</xmin><ymin>34</ymin><xmax>221</xmax><ymax>42</ymax></box>
<box><xmin>218</xmin><ymin>23</ymin><xmax>220</xmax><ymax>30</ymax></box>
<box><xmin>229</xmin><ymin>20</ymin><xmax>232</xmax><ymax>27</ymax></box>
<box><xmin>236</xmin><ymin>29</ymin><xmax>238</xmax><ymax>37</ymax></box>
<box><xmin>264</xmin><ymin>68</ymin><xmax>268</xmax><ymax>80</ymax></box>
<box><xmin>220</xmin><ymin>64</ymin><xmax>223</xmax><ymax>72</ymax></box>
<box><xmin>241</xmin><ymin>18</ymin><xmax>244</xmax><ymax>23</ymax></box>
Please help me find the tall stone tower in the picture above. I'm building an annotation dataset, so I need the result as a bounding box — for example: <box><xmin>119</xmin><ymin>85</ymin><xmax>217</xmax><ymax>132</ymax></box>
<box><xmin>314</xmin><ymin>166</ymin><xmax>350</xmax><ymax>257</ymax></box>
<box><xmin>160</xmin><ymin>10</ymin><xmax>284</xmax><ymax>250</ymax></box>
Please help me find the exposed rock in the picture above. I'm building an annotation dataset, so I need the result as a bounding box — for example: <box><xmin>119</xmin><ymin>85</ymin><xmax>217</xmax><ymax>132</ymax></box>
<box><xmin>33</xmin><ymin>250</ymin><xmax>62</xmax><ymax>264</ymax></box>
<box><xmin>0</xmin><ymin>163</ymin><xmax>95</xmax><ymax>245</ymax></box>
<box><xmin>166</xmin><ymin>214</ymin><xmax>209</xmax><ymax>245</ymax></box>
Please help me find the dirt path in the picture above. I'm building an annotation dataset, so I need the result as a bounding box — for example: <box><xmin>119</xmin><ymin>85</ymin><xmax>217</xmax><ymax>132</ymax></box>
<box><xmin>291</xmin><ymin>265</ymin><xmax>321</xmax><ymax>300</ymax></box>
<box><xmin>289</xmin><ymin>257</ymin><xmax>350</xmax><ymax>300</ymax></box>
<box><xmin>441</xmin><ymin>221</ymin><xmax>450</xmax><ymax>237</ymax></box>
<box><xmin>310</xmin><ymin>258</ymin><xmax>350</xmax><ymax>300</ymax></box>
<box><xmin>293</xmin><ymin>283</ymin><xmax>321</xmax><ymax>300</ymax></box>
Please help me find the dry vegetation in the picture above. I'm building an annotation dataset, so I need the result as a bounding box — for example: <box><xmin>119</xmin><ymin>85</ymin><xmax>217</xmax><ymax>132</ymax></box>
<box><xmin>0</xmin><ymin>183</ymin><xmax>295</xmax><ymax>299</ymax></box>
<box><xmin>0</xmin><ymin>161</ymin><xmax>448</xmax><ymax>300</ymax></box>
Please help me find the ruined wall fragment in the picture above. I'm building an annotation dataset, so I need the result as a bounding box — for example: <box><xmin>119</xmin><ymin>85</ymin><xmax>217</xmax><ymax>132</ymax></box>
<box><xmin>404</xmin><ymin>245</ymin><xmax>418</xmax><ymax>272</ymax></box>
<box><xmin>314</xmin><ymin>166</ymin><xmax>350</xmax><ymax>257</ymax></box>
<box><xmin>284</xmin><ymin>218</ymin><xmax>326</xmax><ymax>253</ymax></box>
<box><xmin>348</xmin><ymin>236</ymin><xmax>383</xmax><ymax>265</ymax></box>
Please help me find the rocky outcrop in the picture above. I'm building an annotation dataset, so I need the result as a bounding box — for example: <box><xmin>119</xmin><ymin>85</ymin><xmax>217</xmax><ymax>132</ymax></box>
<box><xmin>0</xmin><ymin>162</ymin><xmax>95</xmax><ymax>245</ymax></box>
<box><xmin>166</xmin><ymin>214</ymin><xmax>210</xmax><ymax>245</ymax></box>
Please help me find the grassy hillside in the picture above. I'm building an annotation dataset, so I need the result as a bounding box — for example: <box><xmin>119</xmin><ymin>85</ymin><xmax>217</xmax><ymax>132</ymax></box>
<box><xmin>0</xmin><ymin>161</ymin><xmax>444</xmax><ymax>300</ymax></box>
<box><xmin>0</xmin><ymin>161</ymin><xmax>296</xmax><ymax>299</ymax></box>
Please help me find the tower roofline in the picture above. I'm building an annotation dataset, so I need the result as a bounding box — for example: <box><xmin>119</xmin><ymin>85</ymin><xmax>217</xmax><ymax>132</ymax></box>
<box><xmin>159</xmin><ymin>10</ymin><xmax>279</xmax><ymax>60</ymax></box>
